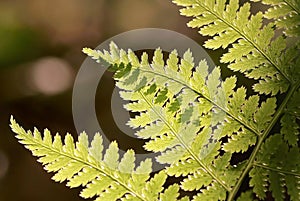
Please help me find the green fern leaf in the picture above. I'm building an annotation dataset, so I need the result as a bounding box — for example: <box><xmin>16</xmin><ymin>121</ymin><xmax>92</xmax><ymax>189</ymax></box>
<box><xmin>250</xmin><ymin>134</ymin><xmax>300</xmax><ymax>200</ymax></box>
<box><xmin>11</xmin><ymin>0</ymin><xmax>300</xmax><ymax>200</ymax></box>
<box><xmin>159</xmin><ymin>184</ymin><xmax>180</xmax><ymax>201</ymax></box>
<box><xmin>254</xmin><ymin>98</ymin><xmax>277</xmax><ymax>132</ymax></box>
<box><xmin>143</xmin><ymin>172</ymin><xmax>167</xmax><ymax>200</ymax></box>
<box><xmin>103</xmin><ymin>141</ymin><xmax>119</xmax><ymax>170</ymax></box>
<box><xmin>83</xmin><ymin>41</ymin><xmax>288</xmax><ymax>200</ymax></box>
<box><xmin>252</xmin><ymin>0</ymin><xmax>300</xmax><ymax>37</ymax></box>
<box><xmin>280</xmin><ymin>89</ymin><xmax>300</xmax><ymax>146</ymax></box>
<box><xmin>249</xmin><ymin>166</ymin><xmax>269</xmax><ymax>199</ymax></box>
<box><xmin>181</xmin><ymin>171</ymin><xmax>212</xmax><ymax>191</ymax></box>
<box><xmin>222</xmin><ymin>129</ymin><xmax>256</xmax><ymax>153</ymax></box>
<box><xmin>236</xmin><ymin>191</ymin><xmax>257</xmax><ymax>201</ymax></box>
<box><xmin>172</xmin><ymin>0</ymin><xmax>298</xmax><ymax>95</ymax></box>
<box><xmin>166</xmin><ymin>158</ymin><xmax>199</xmax><ymax>177</ymax></box>
<box><xmin>192</xmin><ymin>182</ymin><xmax>226</xmax><ymax>201</ymax></box>
<box><xmin>83</xmin><ymin>36</ymin><xmax>300</xmax><ymax>200</ymax></box>
<box><xmin>10</xmin><ymin>116</ymin><xmax>179</xmax><ymax>201</ymax></box>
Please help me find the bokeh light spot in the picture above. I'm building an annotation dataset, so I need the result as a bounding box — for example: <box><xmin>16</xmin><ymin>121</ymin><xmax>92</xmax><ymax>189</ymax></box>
<box><xmin>28</xmin><ymin>57</ymin><xmax>74</xmax><ymax>95</ymax></box>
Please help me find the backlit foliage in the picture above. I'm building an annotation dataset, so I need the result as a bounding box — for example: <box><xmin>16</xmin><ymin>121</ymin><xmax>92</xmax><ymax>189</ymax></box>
<box><xmin>11</xmin><ymin>0</ymin><xmax>299</xmax><ymax>200</ymax></box>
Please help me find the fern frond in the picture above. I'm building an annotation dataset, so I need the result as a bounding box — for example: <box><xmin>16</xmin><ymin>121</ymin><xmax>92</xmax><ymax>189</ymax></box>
<box><xmin>172</xmin><ymin>0</ymin><xmax>299</xmax><ymax>95</ymax></box>
<box><xmin>236</xmin><ymin>191</ymin><xmax>258</xmax><ymax>201</ymax></box>
<box><xmin>250</xmin><ymin>134</ymin><xmax>300</xmax><ymax>200</ymax></box>
<box><xmin>280</xmin><ymin>88</ymin><xmax>300</xmax><ymax>147</ymax></box>
<box><xmin>10</xmin><ymin>116</ymin><xmax>182</xmax><ymax>201</ymax></box>
<box><xmin>251</xmin><ymin>0</ymin><xmax>300</xmax><ymax>37</ymax></box>
<box><xmin>84</xmin><ymin>42</ymin><xmax>280</xmax><ymax>143</ymax></box>
<box><xmin>10</xmin><ymin>1</ymin><xmax>300</xmax><ymax>200</ymax></box>
<box><xmin>83</xmin><ymin>42</ymin><xmax>284</xmax><ymax>200</ymax></box>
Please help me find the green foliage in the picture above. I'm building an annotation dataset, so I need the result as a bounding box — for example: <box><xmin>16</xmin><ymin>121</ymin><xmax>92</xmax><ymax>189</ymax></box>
<box><xmin>10</xmin><ymin>117</ymin><xmax>184</xmax><ymax>201</ymax></box>
<box><xmin>250</xmin><ymin>134</ymin><xmax>300</xmax><ymax>200</ymax></box>
<box><xmin>280</xmin><ymin>89</ymin><xmax>300</xmax><ymax>146</ymax></box>
<box><xmin>173</xmin><ymin>0</ymin><xmax>300</xmax><ymax>95</ymax></box>
<box><xmin>251</xmin><ymin>0</ymin><xmax>300</xmax><ymax>37</ymax></box>
<box><xmin>10</xmin><ymin>0</ymin><xmax>300</xmax><ymax>200</ymax></box>
<box><xmin>83</xmin><ymin>38</ymin><xmax>298</xmax><ymax>200</ymax></box>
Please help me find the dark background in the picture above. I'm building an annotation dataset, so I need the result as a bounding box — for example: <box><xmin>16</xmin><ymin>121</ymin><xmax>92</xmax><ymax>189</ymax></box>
<box><xmin>0</xmin><ymin>1</ymin><xmax>265</xmax><ymax>201</ymax></box>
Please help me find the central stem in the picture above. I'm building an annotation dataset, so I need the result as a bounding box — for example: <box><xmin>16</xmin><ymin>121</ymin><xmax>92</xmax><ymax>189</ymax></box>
<box><xmin>227</xmin><ymin>80</ymin><xmax>300</xmax><ymax>200</ymax></box>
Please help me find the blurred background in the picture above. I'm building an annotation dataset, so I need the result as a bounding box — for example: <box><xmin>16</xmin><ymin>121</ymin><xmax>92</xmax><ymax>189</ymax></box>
<box><xmin>0</xmin><ymin>1</ymin><xmax>201</xmax><ymax>201</ymax></box>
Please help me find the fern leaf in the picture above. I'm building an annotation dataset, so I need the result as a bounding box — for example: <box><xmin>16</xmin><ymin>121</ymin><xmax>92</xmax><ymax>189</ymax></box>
<box><xmin>159</xmin><ymin>184</ymin><xmax>181</xmax><ymax>201</ymax></box>
<box><xmin>11</xmin><ymin>1</ymin><xmax>300</xmax><ymax>200</ymax></box>
<box><xmin>172</xmin><ymin>0</ymin><xmax>297</xmax><ymax>95</ymax></box>
<box><xmin>88</xmin><ymin>132</ymin><xmax>103</xmax><ymax>162</ymax></box>
<box><xmin>236</xmin><ymin>191</ymin><xmax>257</xmax><ymax>201</ymax></box>
<box><xmin>67</xmin><ymin>167</ymin><xmax>99</xmax><ymax>188</ymax></box>
<box><xmin>254</xmin><ymin>98</ymin><xmax>277</xmax><ymax>132</ymax></box>
<box><xmin>192</xmin><ymin>182</ymin><xmax>226</xmax><ymax>201</ymax></box>
<box><xmin>83</xmin><ymin>42</ymin><xmax>287</xmax><ymax>199</ymax></box>
<box><xmin>10</xmin><ymin>116</ymin><xmax>176</xmax><ymax>201</ymax></box>
<box><xmin>249</xmin><ymin>166</ymin><xmax>269</xmax><ymax>199</ymax></box>
<box><xmin>222</xmin><ymin>129</ymin><xmax>256</xmax><ymax>153</ymax></box>
<box><xmin>103</xmin><ymin>141</ymin><xmax>119</xmax><ymax>170</ymax></box>
<box><xmin>143</xmin><ymin>172</ymin><xmax>167</xmax><ymax>200</ymax></box>
<box><xmin>250</xmin><ymin>134</ymin><xmax>300</xmax><ymax>200</ymax></box>
<box><xmin>86</xmin><ymin>42</ymin><xmax>265</xmax><ymax>144</ymax></box>
<box><xmin>166</xmin><ymin>158</ymin><xmax>199</xmax><ymax>177</ymax></box>
<box><xmin>181</xmin><ymin>171</ymin><xmax>212</xmax><ymax>191</ymax></box>
<box><xmin>84</xmin><ymin>29</ymin><xmax>298</xmax><ymax>200</ymax></box>
<box><xmin>252</xmin><ymin>0</ymin><xmax>300</xmax><ymax>37</ymax></box>
<box><xmin>280</xmin><ymin>89</ymin><xmax>300</xmax><ymax>146</ymax></box>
